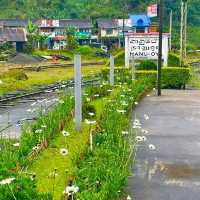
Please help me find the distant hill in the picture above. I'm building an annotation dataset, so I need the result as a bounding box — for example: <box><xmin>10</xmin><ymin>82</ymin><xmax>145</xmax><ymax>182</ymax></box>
<box><xmin>0</xmin><ymin>0</ymin><xmax>199</xmax><ymax>48</ymax></box>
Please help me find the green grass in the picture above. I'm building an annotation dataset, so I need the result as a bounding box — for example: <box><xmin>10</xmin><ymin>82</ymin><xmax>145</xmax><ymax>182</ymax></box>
<box><xmin>188</xmin><ymin>67</ymin><xmax>200</xmax><ymax>89</ymax></box>
<box><xmin>0</xmin><ymin>65</ymin><xmax>104</xmax><ymax>95</ymax></box>
<box><xmin>28</xmin><ymin>94</ymin><xmax>110</xmax><ymax>200</ymax></box>
<box><xmin>28</xmin><ymin>121</ymin><xmax>91</xmax><ymax>200</ymax></box>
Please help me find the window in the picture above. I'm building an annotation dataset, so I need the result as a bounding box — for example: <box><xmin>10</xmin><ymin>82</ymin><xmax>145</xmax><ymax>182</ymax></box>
<box><xmin>106</xmin><ymin>29</ymin><xmax>113</xmax><ymax>35</ymax></box>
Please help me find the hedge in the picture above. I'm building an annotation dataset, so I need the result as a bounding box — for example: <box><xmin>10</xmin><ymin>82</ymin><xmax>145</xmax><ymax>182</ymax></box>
<box><xmin>135</xmin><ymin>67</ymin><xmax>191</xmax><ymax>89</ymax></box>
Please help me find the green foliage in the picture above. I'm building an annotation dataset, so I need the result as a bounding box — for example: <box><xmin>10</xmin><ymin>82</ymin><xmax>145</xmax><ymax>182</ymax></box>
<box><xmin>168</xmin><ymin>53</ymin><xmax>180</xmax><ymax>67</ymax></box>
<box><xmin>136</xmin><ymin>60</ymin><xmax>157</xmax><ymax>70</ymax></box>
<box><xmin>135</xmin><ymin>67</ymin><xmax>191</xmax><ymax>89</ymax></box>
<box><xmin>74</xmin><ymin>46</ymin><xmax>94</xmax><ymax>56</ymax></box>
<box><xmin>65</xmin><ymin>26</ymin><xmax>78</xmax><ymax>50</ymax></box>
<box><xmin>0</xmin><ymin>175</ymin><xmax>52</xmax><ymax>200</ymax></box>
<box><xmin>113</xmin><ymin>50</ymin><xmax>125</xmax><ymax>67</ymax></box>
<box><xmin>74</xmin><ymin>78</ymin><xmax>153</xmax><ymax>199</ymax></box>
<box><xmin>0</xmin><ymin>70</ymin><xmax>28</xmax><ymax>81</ymax></box>
<box><xmin>0</xmin><ymin>96</ymin><xmax>74</xmax><ymax>199</ymax></box>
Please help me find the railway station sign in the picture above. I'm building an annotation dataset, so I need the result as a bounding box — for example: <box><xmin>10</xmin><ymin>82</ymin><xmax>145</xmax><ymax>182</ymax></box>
<box><xmin>125</xmin><ymin>33</ymin><xmax>170</xmax><ymax>67</ymax></box>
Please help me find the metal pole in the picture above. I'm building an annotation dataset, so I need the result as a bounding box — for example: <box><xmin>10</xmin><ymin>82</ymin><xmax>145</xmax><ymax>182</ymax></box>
<box><xmin>74</xmin><ymin>54</ymin><xmax>82</xmax><ymax>132</ymax></box>
<box><xmin>169</xmin><ymin>10</ymin><xmax>173</xmax><ymax>51</ymax></box>
<box><xmin>157</xmin><ymin>0</ymin><xmax>163</xmax><ymax>96</ymax></box>
<box><xmin>184</xmin><ymin>1</ymin><xmax>188</xmax><ymax>59</ymax></box>
<box><xmin>180</xmin><ymin>1</ymin><xmax>184</xmax><ymax>66</ymax></box>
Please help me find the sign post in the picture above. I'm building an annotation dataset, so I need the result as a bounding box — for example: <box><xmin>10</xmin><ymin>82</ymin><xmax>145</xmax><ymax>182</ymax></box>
<box><xmin>157</xmin><ymin>0</ymin><xmax>164</xmax><ymax>96</ymax></box>
<box><xmin>131</xmin><ymin>58</ymin><xmax>135</xmax><ymax>80</ymax></box>
<box><xmin>74</xmin><ymin>54</ymin><xmax>82</xmax><ymax>132</ymax></box>
<box><xmin>110</xmin><ymin>55</ymin><xmax>114</xmax><ymax>86</ymax></box>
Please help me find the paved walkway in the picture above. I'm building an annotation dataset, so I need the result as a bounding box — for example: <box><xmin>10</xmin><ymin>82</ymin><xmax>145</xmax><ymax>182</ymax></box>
<box><xmin>127</xmin><ymin>89</ymin><xmax>200</xmax><ymax>200</ymax></box>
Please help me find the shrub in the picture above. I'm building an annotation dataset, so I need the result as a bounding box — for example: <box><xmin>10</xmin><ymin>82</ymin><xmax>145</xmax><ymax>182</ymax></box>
<box><xmin>74</xmin><ymin>45</ymin><xmax>94</xmax><ymax>56</ymax></box>
<box><xmin>135</xmin><ymin>67</ymin><xmax>191</xmax><ymax>89</ymax></box>
<box><xmin>136</xmin><ymin>60</ymin><xmax>157</xmax><ymax>70</ymax></box>
<box><xmin>0</xmin><ymin>70</ymin><xmax>28</xmax><ymax>81</ymax></box>
<box><xmin>101</xmin><ymin>67</ymin><xmax>132</xmax><ymax>84</ymax></box>
<box><xmin>168</xmin><ymin>53</ymin><xmax>180</xmax><ymax>67</ymax></box>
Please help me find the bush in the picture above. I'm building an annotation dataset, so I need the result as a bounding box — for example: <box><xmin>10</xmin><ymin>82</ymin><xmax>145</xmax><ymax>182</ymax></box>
<box><xmin>168</xmin><ymin>53</ymin><xmax>180</xmax><ymax>67</ymax></box>
<box><xmin>0</xmin><ymin>70</ymin><xmax>28</xmax><ymax>81</ymax></box>
<box><xmin>135</xmin><ymin>67</ymin><xmax>191</xmax><ymax>89</ymax></box>
<box><xmin>74</xmin><ymin>45</ymin><xmax>94</xmax><ymax>56</ymax></box>
<box><xmin>136</xmin><ymin>60</ymin><xmax>157</xmax><ymax>70</ymax></box>
<box><xmin>101</xmin><ymin>67</ymin><xmax>132</xmax><ymax>84</ymax></box>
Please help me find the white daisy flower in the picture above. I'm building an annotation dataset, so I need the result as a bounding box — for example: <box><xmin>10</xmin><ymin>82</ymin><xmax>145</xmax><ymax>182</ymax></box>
<box><xmin>144</xmin><ymin>114</ymin><xmax>150</xmax><ymax>120</ymax></box>
<box><xmin>141</xmin><ymin>136</ymin><xmax>147</xmax><ymax>142</ymax></box>
<box><xmin>141</xmin><ymin>129</ymin><xmax>149</xmax><ymax>134</ymax></box>
<box><xmin>13</xmin><ymin>143</ymin><xmax>20</xmax><ymax>147</ymax></box>
<box><xmin>60</xmin><ymin>148</ymin><xmax>69</xmax><ymax>156</ymax></box>
<box><xmin>85</xmin><ymin>119</ymin><xmax>96</xmax><ymax>125</ymax></box>
<box><xmin>134</xmin><ymin>102</ymin><xmax>138</xmax><ymax>105</ymax></box>
<box><xmin>88</xmin><ymin>112</ymin><xmax>95</xmax><ymax>116</ymax></box>
<box><xmin>117</xmin><ymin>109</ymin><xmax>126</xmax><ymax>114</ymax></box>
<box><xmin>59</xmin><ymin>100</ymin><xmax>64</xmax><ymax>104</ymax></box>
<box><xmin>62</xmin><ymin>130</ymin><xmax>70</xmax><ymax>137</ymax></box>
<box><xmin>0</xmin><ymin>178</ymin><xmax>15</xmax><ymax>185</ymax></box>
<box><xmin>63</xmin><ymin>185</ymin><xmax>79</xmax><ymax>195</ymax></box>
<box><xmin>136</xmin><ymin>136</ymin><xmax>143</xmax><ymax>142</ymax></box>
<box><xmin>149</xmin><ymin>144</ymin><xmax>156</xmax><ymax>151</ymax></box>
<box><xmin>35</xmin><ymin>129</ymin><xmax>43</xmax><ymax>134</ymax></box>
<box><xmin>41</xmin><ymin>125</ymin><xmax>47</xmax><ymax>129</ymax></box>
<box><xmin>32</xmin><ymin>146</ymin><xmax>40</xmax><ymax>151</ymax></box>
<box><xmin>122</xmin><ymin>131</ymin><xmax>129</xmax><ymax>135</ymax></box>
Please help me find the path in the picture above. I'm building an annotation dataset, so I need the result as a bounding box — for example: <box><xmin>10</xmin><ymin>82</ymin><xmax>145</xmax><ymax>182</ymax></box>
<box><xmin>127</xmin><ymin>89</ymin><xmax>200</xmax><ymax>200</ymax></box>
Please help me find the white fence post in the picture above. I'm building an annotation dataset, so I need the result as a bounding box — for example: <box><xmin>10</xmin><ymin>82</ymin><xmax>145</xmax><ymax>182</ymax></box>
<box><xmin>110</xmin><ymin>55</ymin><xmax>114</xmax><ymax>86</ymax></box>
<box><xmin>131</xmin><ymin>58</ymin><xmax>135</xmax><ymax>80</ymax></box>
<box><xmin>74</xmin><ymin>54</ymin><xmax>82</xmax><ymax>132</ymax></box>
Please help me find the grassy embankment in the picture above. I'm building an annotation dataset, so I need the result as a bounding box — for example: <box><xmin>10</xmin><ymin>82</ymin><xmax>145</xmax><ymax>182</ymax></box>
<box><xmin>0</xmin><ymin>65</ymin><xmax>104</xmax><ymax>95</ymax></box>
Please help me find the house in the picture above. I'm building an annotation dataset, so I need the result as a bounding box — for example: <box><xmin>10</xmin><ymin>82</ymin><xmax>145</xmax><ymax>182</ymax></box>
<box><xmin>129</xmin><ymin>14</ymin><xmax>152</xmax><ymax>33</ymax></box>
<box><xmin>96</xmin><ymin>18</ymin><xmax>132</xmax><ymax>47</ymax></box>
<box><xmin>0</xmin><ymin>25</ymin><xmax>27</xmax><ymax>52</ymax></box>
<box><xmin>36</xmin><ymin>19</ymin><xmax>93</xmax><ymax>49</ymax></box>
<box><xmin>0</xmin><ymin>19</ymin><xmax>28</xmax><ymax>28</ymax></box>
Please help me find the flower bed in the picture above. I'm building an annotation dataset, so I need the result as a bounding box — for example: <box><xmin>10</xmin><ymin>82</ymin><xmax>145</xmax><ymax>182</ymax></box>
<box><xmin>74</xmin><ymin>78</ymin><xmax>153</xmax><ymax>199</ymax></box>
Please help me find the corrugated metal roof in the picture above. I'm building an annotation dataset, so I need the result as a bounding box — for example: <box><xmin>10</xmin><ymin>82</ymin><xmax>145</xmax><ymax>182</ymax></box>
<box><xmin>59</xmin><ymin>19</ymin><xmax>93</xmax><ymax>29</ymax></box>
<box><xmin>0</xmin><ymin>28</ymin><xmax>27</xmax><ymax>42</ymax></box>
<box><xmin>97</xmin><ymin>19</ymin><xmax>118</xmax><ymax>29</ymax></box>
<box><xmin>0</xmin><ymin>19</ymin><xmax>28</xmax><ymax>27</ymax></box>
<box><xmin>130</xmin><ymin>15</ymin><xmax>151</xmax><ymax>27</ymax></box>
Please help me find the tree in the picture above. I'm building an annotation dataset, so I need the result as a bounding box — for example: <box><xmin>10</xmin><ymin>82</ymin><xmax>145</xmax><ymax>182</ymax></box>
<box><xmin>25</xmin><ymin>20</ymin><xmax>38</xmax><ymax>53</ymax></box>
<box><xmin>65</xmin><ymin>26</ymin><xmax>78</xmax><ymax>50</ymax></box>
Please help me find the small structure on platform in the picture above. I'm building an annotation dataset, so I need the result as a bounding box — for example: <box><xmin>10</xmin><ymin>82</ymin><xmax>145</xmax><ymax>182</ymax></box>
<box><xmin>0</xmin><ymin>24</ymin><xmax>27</xmax><ymax>52</ymax></box>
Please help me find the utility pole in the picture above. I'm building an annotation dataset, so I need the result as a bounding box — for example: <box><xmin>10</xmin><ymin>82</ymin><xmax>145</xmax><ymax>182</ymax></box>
<box><xmin>169</xmin><ymin>10</ymin><xmax>173</xmax><ymax>51</ymax></box>
<box><xmin>180</xmin><ymin>0</ymin><xmax>188</xmax><ymax>66</ymax></box>
<box><xmin>157</xmin><ymin>0</ymin><xmax>163</xmax><ymax>96</ymax></box>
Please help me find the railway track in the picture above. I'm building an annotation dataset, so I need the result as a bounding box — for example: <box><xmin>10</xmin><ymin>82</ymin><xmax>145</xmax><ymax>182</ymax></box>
<box><xmin>0</xmin><ymin>77</ymin><xmax>101</xmax><ymax>137</ymax></box>
<box><xmin>0</xmin><ymin>77</ymin><xmax>100</xmax><ymax>105</ymax></box>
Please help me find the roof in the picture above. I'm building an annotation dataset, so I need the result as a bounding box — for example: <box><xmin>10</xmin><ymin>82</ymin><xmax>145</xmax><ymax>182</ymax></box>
<box><xmin>0</xmin><ymin>19</ymin><xmax>28</xmax><ymax>27</ymax></box>
<box><xmin>59</xmin><ymin>19</ymin><xmax>93</xmax><ymax>29</ymax></box>
<box><xmin>97</xmin><ymin>19</ymin><xmax>118</xmax><ymax>29</ymax></box>
<box><xmin>35</xmin><ymin>19</ymin><xmax>93</xmax><ymax>29</ymax></box>
<box><xmin>130</xmin><ymin>15</ymin><xmax>151</xmax><ymax>27</ymax></box>
<box><xmin>0</xmin><ymin>27</ymin><xmax>27</xmax><ymax>42</ymax></box>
